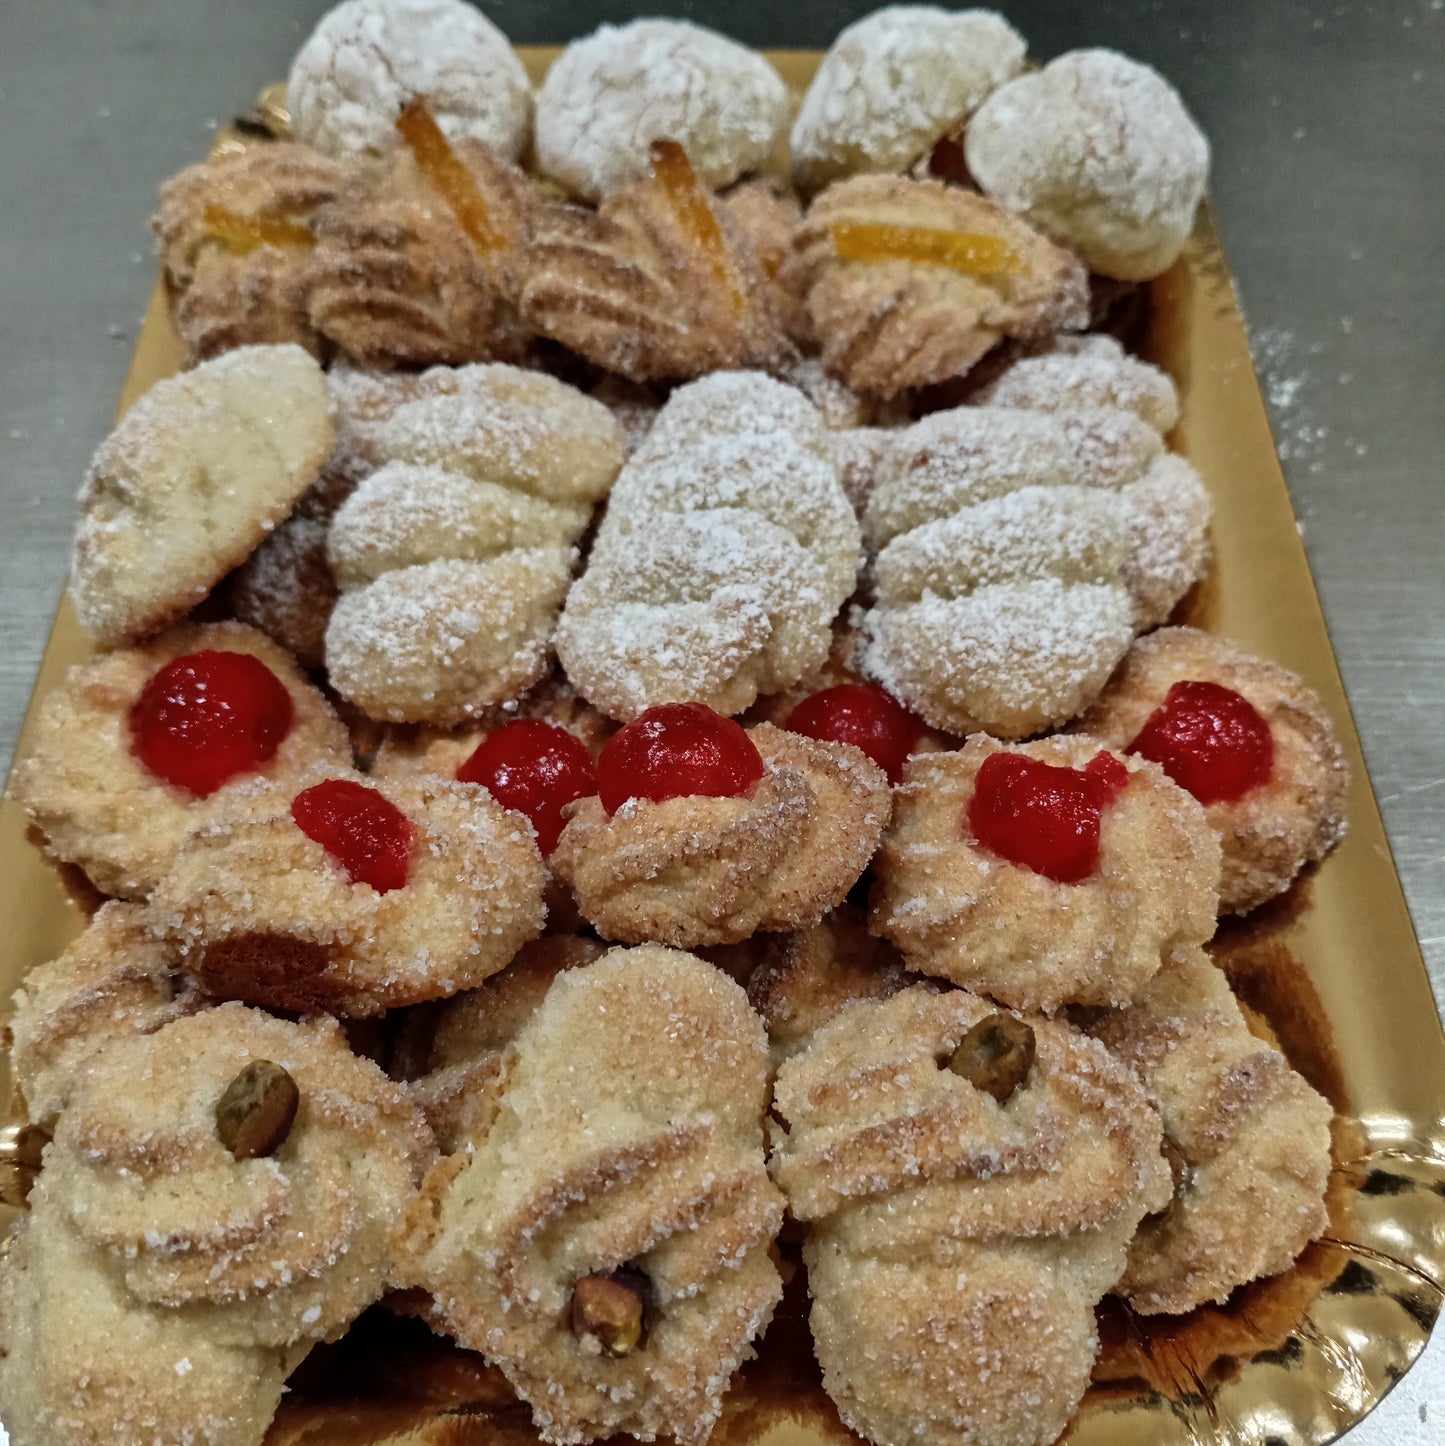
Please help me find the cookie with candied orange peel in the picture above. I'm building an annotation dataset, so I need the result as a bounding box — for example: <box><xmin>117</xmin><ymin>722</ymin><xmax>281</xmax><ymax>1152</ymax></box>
<box><xmin>871</xmin><ymin>735</ymin><xmax>1220</xmax><ymax>1011</ymax></box>
<box><xmin>149</xmin><ymin>768</ymin><xmax>546</xmax><ymax>1016</ymax></box>
<box><xmin>392</xmin><ymin>945</ymin><xmax>785</xmax><ymax>1446</ymax></box>
<box><xmin>1090</xmin><ymin>949</ymin><xmax>1333</xmax><ymax>1312</ymax></box>
<box><xmin>769</xmin><ymin>984</ymin><xmax>1170</xmax><ymax>1446</ymax></box>
<box><xmin>553</xmin><ymin>719</ymin><xmax>890</xmax><ymax>949</ymax></box>
<box><xmin>794</xmin><ymin>174</ymin><xmax>1090</xmax><ymax>399</ymax></box>
<box><xmin>1074</xmin><ymin>627</ymin><xmax>1348</xmax><ymax>912</ymax></box>
<box><xmin>9</xmin><ymin>621</ymin><xmax>350</xmax><ymax>900</ymax></box>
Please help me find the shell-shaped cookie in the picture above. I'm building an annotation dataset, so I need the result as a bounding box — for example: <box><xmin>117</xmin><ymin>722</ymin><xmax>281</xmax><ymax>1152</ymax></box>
<box><xmin>1091</xmin><ymin>949</ymin><xmax>1333</xmax><ymax>1312</ymax></box>
<box><xmin>8</xmin><ymin>621</ymin><xmax>351</xmax><ymax>899</ymax></box>
<box><xmin>149</xmin><ymin>769</ymin><xmax>546</xmax><ymax>1016</ymax></box>
<box><xmin>770</xmin><ymin>985</ymin><xmax>1169</xmax><ymax>1446</ymax></box>
<box><xmin>70</xmin><ymin>345</ymin><xmax>335</xmax><ymax>646</ymax></box>
<box><xmin>8</xmin><ymin>902</ymin><xmax>201</xmax><ymax>1125</ymax></box>
<box><xmin>1075</xmin><ymin>627</ymin><xmax>1349</xmax><ymax>911</ymax></box>
<box><xmin>871</xmin><ymin>735</ymin><xmax>1220</xmax><ymax>1011</ymax></box>
<box><xmin>393</xmin><ymin>946</ymin><xmax>785</xmax><ymax>1446</ymax></box>
<box><xmin>794</xmin><ymin>175</ymin><xmax>1090</xmax><ymax>399</ymax></box>
<box><xmin>552</xmin><ymin>725</ymin><xmax>891</xmax><ymax>948</ymax></box>
<box><xmin>791</xmin><ymin>6</ymin><xmax>1027</xmax><ymax>193</ymax></box>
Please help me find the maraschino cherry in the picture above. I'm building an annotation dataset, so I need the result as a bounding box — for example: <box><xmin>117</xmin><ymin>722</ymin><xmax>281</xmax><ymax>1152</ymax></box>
<box><xmin>786</xmin><ymin>683</ymin><xmax>924</xmax><ymax>784</ymax></box>
<box><xmin>1128</xmin><ymin>681</ymin><xmax>1274</xmax><ymax>805</ymax></box>
<box><xmin>597</xmin><ymin>702</ymin><xmax>764</xmax><ymax>817</ymax></box>
<box><xmin>967</xmin><ymin>751</ymin><xmax>1129</xmax><ymax>885</ymax></box>
<box><xmin>129</xmin><ymin>650</ymin><xmax>294</xmax><ymax>797</ymax></box>
<box><xmin>457</xmin><ymin>720</ymin><xmax>597</xmax><ymax>854</ymax></box>
<box><xmin>291</xmin><ymin>779</ymin><xmax>413</xmax><ymax>893</ymax></box>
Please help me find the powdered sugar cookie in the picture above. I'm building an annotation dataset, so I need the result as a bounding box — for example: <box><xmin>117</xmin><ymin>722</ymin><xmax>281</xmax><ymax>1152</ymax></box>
<box><xmin>791</xmin><ymin>6</ymin><xmax>1026</xmax><ymax>193</ymax></box>
<box><xmin>8</xmin><ymin>621</ymin><xmax>350</xmax><ymax>900</ymax></box>
<box><xmin>535</xmin><ymin>19</ymin><xmax>788</xmax><ymax>201</ymax></box>
<box><xmin>70</xmin><ymin>345</ymin><xmax>334</xmax><ymax>646</ymax></box>
<box><xmin>966</xmin><ymin>49</ymin><xmax>1210</xmax><ymax>281</ymax></box>
<box><xmin>288</xmin><ymin>0</ymin><xmax>531</xmax><ymax>168</ymax></box>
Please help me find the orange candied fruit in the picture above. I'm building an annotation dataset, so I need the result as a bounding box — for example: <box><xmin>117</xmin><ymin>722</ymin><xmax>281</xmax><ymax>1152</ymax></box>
<box><xmin>648</xmin><ymin>139</ymin><xmax>744</xmax><ymax>316</ymax></box>
<box><xmin>830</xmin><ymin>219</ymin><xmax>1020</xmax><ymax>276</ymax></box>
<box><xmin>202</xmin><ymin>204</ymin><xmax>316</xmax><ymax>254</ymax></box>
<box><xmin>395</xmin><ymin>99</ymin><xmax>510</xmax><ymax>255</ymax></box>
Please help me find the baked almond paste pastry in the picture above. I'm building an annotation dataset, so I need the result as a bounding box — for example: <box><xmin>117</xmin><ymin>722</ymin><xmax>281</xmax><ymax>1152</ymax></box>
<box><xmin>149</xmin><ymin>768</ymin><xmax>546</xmax><ymax>1015</ymax></box>
<box><xmin>393</xmin><ymin>946</ymin><xmax>785</xmax><ymax>1446</ymax></box>
<box><xmin>965</xmin><ymin>48</ymin><xmax>1210</xmax><ymax>281</ymax></box>
<box><xmin>793</xmin><ymin>175</ymin><xmax>1090</xmax><ymax>399</ymax></box>
<box><xmin>392</xmin><ymin>934</ymin><xmax>606</xmax><ymax>1152</ymax></box>
<box><xmin>769</xmin><ymin>985</ymin><xmax>1170</xmax><ymax>1446</ymax></box>
<box><xmin>0</xmin><ymin>1005</ymin><xmax>433</xmax><ymax>1446</ymax></box>
<box><xmin>858</xmin><ymin>401</ymin><xmax>1211</xmax><ymax>734</ymax></box>
<box><xmin>288</xmin><ymin>0</ymin><xmax>532</xmax><ymax>169</ymax></box>
<box><xmin>154</xmin><ymin>142</ymin><xmax>350</xmax><ymax>363</ymax></box>
<box><xmin>552</xmin><ymin>708</ymin><xmax>890</xmax><ymax>949</ymax></box>
<box><xmin>7</xmin><ymin>901</ymin><xmax>200</xmax><ymax>1126</ymax></box>
<box><xmin>790</xmin><ymin>5</ymin><xmax>1026</xmax><ymax>194</ymax></box>
<box><xmin>8</xmin><ymin>621</ymin><xmax>351</xmax><ymax>899</ymax></box>
<box><xmin>556</xmin><ymin>372</ymin><xmax>859</xmax><ymax>720</ymax></box>
<box><xmin>1090</xmin><ymin>949</ymin><xmax>1334</xmax><ymax>1313</ymax></box>
<box><xmin>70</xmin><ymin>344</ymin><xmax>335</xmax><ymax>646</ymax></box>
<box><xmin>323</xmin><ymin>364</ymin><xmax>623</xmax><ymax>724</ymax></box>
<box><xmin>872</xmin><ymin>735</ymin><xmax>1220</xmax><ymax>1012</ymax></box>
<box><xmin>535</xmin><ymin>19</ymin><xmax>788</xmax><ymax>201</ymax></box>
<box><xmin>1074</xmin><ymin>627</ymin><xmax>1349</xmax><ymax>912</ymax></box>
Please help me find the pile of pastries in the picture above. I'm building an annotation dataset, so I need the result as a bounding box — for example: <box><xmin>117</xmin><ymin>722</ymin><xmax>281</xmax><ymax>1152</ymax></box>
<box><xmin>0</xmin><ymin>5</ymin><xmax>1352</xmax><ymax>1446</ymax></box>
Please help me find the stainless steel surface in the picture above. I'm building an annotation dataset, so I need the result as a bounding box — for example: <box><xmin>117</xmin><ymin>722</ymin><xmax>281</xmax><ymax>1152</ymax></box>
<box><xmin>1</xmin><ymin>2</ymin><xmax>1440</xmax><ymax>1441</ymax></box>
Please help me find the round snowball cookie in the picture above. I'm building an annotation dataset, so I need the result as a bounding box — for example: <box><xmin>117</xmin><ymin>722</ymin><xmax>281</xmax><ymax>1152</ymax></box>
<box><xmin>965</xmin><ymin>49</ymin><xmax>1210</xmax><ymax>281</ymax></box>
<box><xmin>791</xmin><ymin>7</ymin><xmax>1026</xmax><ymax>194</ymax></box>
<box><xmin>535</xmin><ymin>19</ymin><xmax>789</xmax><ymax>202</ymax></box>
<box><xmin>288</xmin><ymin>0</ymin><xmax>532</xmax><ymax>167</ymax></box>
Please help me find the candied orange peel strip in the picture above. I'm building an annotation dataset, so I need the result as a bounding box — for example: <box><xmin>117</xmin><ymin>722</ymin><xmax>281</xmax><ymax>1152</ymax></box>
<box><xmin>395</xmin><ymin>99</ymin><xmax>510</xmax><ymax>255</ymax></box>
<box><xmin>830</xmin><ymin>220</ymin><xmax>1020</xmax><ymax>275</ymax></box>
<box><xmin>649</xmin><ymin>139</ymin><xmax>745</xmax><ymax>317</ymax></box>
<box><xmin>202</xmin><ymin>204</ymin><xmax>316</xmax><ymax>253</ymax></box>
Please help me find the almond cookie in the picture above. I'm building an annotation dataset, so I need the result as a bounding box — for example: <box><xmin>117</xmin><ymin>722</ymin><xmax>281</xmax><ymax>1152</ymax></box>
<box><xmin>557</xmin><ymin>373</ymin><xmax>858</xmax><ymax>720</ymax></box>
<box><xmin>8</xmin><ymin>621</ymin><xmax>350</xmax><ymax>899</ymax></box>
<box><xmin>770</xmin><ymin>985</ymin><xmax>1170</xmax><ymax>1446</ymax></box>
<box><xmin>150</xmin><ymin>768</ymin><xmax>546</xmax><ymax>1015</ymax></box>
<box><xmin>323</xmin><ymin>364</ymin><xmax>623</xmax><ymax>724</ymax></box>
<box><xmin>871</xmin><ymin>735</ymin><xmax>1220</xmax><ymax>1011</ymax></box>
<box><xmin>965</xmin><ymin>48</ymin><xmax>1210</xmax><ymax>281</ymax></box>
<box><xmin>1091</xmin><ymin>949</ymin><xmax>1333</xmax><ymax>1313</ymax></box>
<box><xmin>7</xmin><ymin>901</ymin><xmax>201</xmax><ymax>1126</ymax></box>
<box><xmin>288</xmin><ymin>0</ymin><xmax>531</xmax><ymax>169</ymax></box>
<box><xmin>790</xmin><ymin>6</ymin><xmax>1026</xmax><ymax>194</ymax></box>
<box><xmin>70</xmin><ymin>344</ymin><xmax>335</xmax><ymax>645</ymax></box>
<box><xmin>553</xmin><ymin>714</ymin><xmax>890</xmax><ymax>949</ymax></box>
<box><xmin>0</xmin><ymin>1004</ymin><xmax>433</xmax><ymax>1446</ymax></box>
<box><xmin>794</xmin><ymin>175</ymin><xmax>1090</xmax><ymax>399</ymax></box>
<box><xmin>535</xmin><ymin>19</ymin><xmax>788</xmax><ymax>201</ymax></box>
<box><xmin>1074</xmin><ymin>627</ymin><xmax>1349</xmax><ymax>912</ymax></box>
<box><xmin>393</xmin><ymin>945</ymin><xmax>785</xmax><ymax>1446</ymax></box>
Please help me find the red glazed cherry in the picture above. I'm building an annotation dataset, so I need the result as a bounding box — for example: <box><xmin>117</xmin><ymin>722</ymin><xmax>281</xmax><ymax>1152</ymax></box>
<box><xmin>597</xmin><ymin>703</ymin><xmax>765</xmax><ymax>817</ymax></box>
<box><xmin>457</xmin><ymin>720</ymin><xmax>597</xmax><ymax>854</ymax></box>
<box><xmin>967</xmin><ymin>750</ymin><xmax>1131</xmax><ymax>885</ymax></box>
<box><xmin>129</xmin><ymin>650</ymin><xmax>294</xmax><ymax>798</ymax></box>
<box><xmin>291</xmin><ymin>779</ymin><xmax>413</xmax><ymax>893</ymax></box>
<box><xmin>785</xmin><ymin>683</ymin><xmax>924</xmax><ymax>784</ymax></box>
<box><xmin>1128</xmin><ymin>681</ymin><xmax>1274</xmax><ymax>805</ymax></box>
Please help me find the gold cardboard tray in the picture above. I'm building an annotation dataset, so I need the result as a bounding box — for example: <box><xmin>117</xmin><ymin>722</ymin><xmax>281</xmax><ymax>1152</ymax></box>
<box><xmin>3</xmin><ymin>46</ymin><xmax>1444</xmax><ymax>1446</ymax></box>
